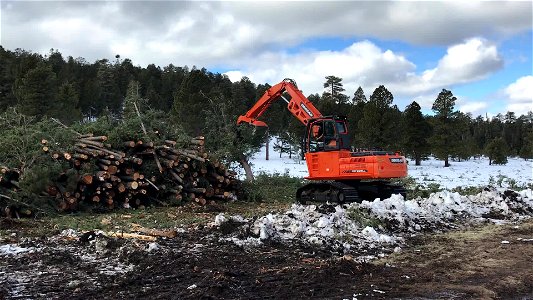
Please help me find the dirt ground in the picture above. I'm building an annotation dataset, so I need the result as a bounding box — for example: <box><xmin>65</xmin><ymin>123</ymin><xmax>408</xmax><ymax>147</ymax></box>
<box><xmin>1</xmin><ymin>216</ymin><xmax>532</xmax><ymax>300</ymax></box>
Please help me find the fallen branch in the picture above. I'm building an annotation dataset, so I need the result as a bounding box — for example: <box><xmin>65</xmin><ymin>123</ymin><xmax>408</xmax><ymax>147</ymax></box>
<box><xmin>105</xmin><ymin>231</ymin><xmax>157</xmax><ymax>241</ymax></box>
<box><xmin>131</xmin><ymin>223</ymin><xmax>178</xmax><ymax>238</ymax></box>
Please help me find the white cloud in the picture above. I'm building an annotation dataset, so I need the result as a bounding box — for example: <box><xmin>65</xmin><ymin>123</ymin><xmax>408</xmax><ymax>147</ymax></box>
<box><xmin>423</xmin><ymin>38</ymin><xmax>503</xmax><ymax>86</ymax></box>
<box><xmin>224</xmin><ymin>38</ymin><xmax>503</xmax><ymax>112</ymax></box>
<box><xmin>504</xmin><ymin>76</ymin><xmax>533</xmax><ymax>115</ymax></box>
<box><xmin>459</xmin><ymin>102</ymin><xmax>489</xmax><ymax>116</ymax></box>
<box><xmin>1</xmin><ymin>1</ymin><xmax>530</xmax><ymax>66</ymax></box>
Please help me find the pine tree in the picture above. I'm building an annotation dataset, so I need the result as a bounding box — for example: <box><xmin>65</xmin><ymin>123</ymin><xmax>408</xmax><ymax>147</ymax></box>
<box><xmin>14</xmin><ymin>62</ymin><xmax>57</xmax><ymax>119</ymax></box>
<box><xmin>357</xmin><ymin>85</ymin><xmax>397</xmax><ymax>149</ymax></box>
<box><xmin>352</xmin><ymin>86</ymin><xmax>367</xmax><ymax>104</ymax></box>
<box><xmin>451</xmin><ymin>112</ymin><xmax>477</xmax><ymax>161</ymax></box>
<box><xmin>96</xmin><ymin>60</ymin><xmax>121</xmax><ymax>115</ymax></box>
<box><xmin>401</xmin><ymin>101</ymin><xmax>431</xmax><ymax>165</ymax></box>
<box><xmin>369</xmin><ymin>85</ymin><xmax>393</xmax><ymax>109</ymax></box>
<box><xmin>123</xmin><ymin>80</ymin><xmax>148</xmax><ymax>120</ymax></box>
<box><xmin>0</xmin><ymin>47</ymin><xmax>17</xmax><ymax>112</ymax></box>
<box><xmin>55</xmin><ymin>82</ymin><xmax>81</xmax><ymax>124</ymax></box>
<box><xmin>519</xmin><ymin>130</ymin><xmax>533</xmax><ymax>160</ymax></box>
<box><xmin>202</xmin><ymin>91</ymin><xmax>264</xmax><ymax>182</ymax></box>
<box><xmin>323</xmin><ymin>75</ymin><xmax>348</xmax><ymax>104</ymax></box>
<box><xmin>484</xmin><ymin>137</ymin><xmax>508</xmax><ymax>165</ymax></box>
<box><xmin>429</xmin><ymin>89</ymin><xmax>459</xmax><ymax>167</ymax></box>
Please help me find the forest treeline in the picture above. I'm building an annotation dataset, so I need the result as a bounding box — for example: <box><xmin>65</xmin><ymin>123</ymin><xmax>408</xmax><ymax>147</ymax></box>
<box><xmin>1</xmin><ymin>46</ymin><xmax>532</xmax><ymax>170</ymax></box>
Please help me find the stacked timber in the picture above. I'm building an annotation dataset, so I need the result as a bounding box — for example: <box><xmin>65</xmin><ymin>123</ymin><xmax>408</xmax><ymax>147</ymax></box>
<box><xmin>36</xmin><ymin>135</ymin><xmax>240</xmax><ymax>213</ymax></box>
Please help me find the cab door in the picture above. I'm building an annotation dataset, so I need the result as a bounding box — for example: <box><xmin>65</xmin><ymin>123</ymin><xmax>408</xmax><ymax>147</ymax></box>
<box><xmin>305</xmin><ymin>119</ymin><xmax>341</xmax><ymax>153</ymax></box>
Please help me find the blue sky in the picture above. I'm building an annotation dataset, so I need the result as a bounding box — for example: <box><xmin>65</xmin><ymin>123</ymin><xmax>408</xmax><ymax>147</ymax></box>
<box><xmin>1</xmin><ymin>1</ymin><xmax>532</xmax><ymax>116</ymax></box>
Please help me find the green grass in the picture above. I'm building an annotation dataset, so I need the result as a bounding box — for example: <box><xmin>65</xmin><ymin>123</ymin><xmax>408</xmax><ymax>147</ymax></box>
<box><xmin>346</xmin><ymin>207</ymin><xmax>384</xmax><ymax>228</ymax></box>
<box><xmin>241</xmin><ymin>172</ymin><xmax>304</xmax><ymax>203</ymax></box>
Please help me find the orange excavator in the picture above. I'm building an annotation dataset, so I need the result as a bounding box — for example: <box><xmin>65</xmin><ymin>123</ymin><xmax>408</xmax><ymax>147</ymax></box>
<box><xmin>237</xmin><ymin>78</ymin><xmax>407</xmax><ymax>203</ymax></box>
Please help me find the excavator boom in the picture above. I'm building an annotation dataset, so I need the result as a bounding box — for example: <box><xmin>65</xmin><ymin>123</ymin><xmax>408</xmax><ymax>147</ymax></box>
<box><xmin>237</xmin><ymin>78</ymin><xmax>322</xmax><ymax>127</ymax></box>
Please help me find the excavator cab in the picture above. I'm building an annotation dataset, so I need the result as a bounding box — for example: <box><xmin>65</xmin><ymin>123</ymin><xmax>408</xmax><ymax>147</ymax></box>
<box><xmin>305</xmin><ymin>116</ymin><xmax>351</xmax><ymax>153</ymax></box>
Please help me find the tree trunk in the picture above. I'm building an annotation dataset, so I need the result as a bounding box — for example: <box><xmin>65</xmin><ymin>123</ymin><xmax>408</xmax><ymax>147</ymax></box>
<box><xmin>239</xmin><ymin>153</ymin><xmax>254</xmax><ymax>182</ymax></box>
<box><xmin>415</xmin><ymin>156</ymin><xmax>421</xmax><ymax>166</ymax></box>
<box><xmin>444</xmin><ymin>156</ymin><xmax>450</xmax><ymax>167</ymax></box>
<box><xmin>265</xmin><ymin>134</ymin><xmax>269</xmax><ymax>161</ymax></box>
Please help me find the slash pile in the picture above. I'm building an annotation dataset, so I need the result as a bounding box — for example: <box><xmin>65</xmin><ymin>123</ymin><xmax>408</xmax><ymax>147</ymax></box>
<box><xmin>2</xmin><ymin>134</ymin><xmax>241</xmax><ymax>216</ymax></box>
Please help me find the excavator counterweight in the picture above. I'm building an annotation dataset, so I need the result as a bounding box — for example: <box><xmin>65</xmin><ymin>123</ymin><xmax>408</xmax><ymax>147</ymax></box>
<box><xmin>237</xmin><ymin>78</ymin><xmax>407</xmax><ymax>203</ymax></box>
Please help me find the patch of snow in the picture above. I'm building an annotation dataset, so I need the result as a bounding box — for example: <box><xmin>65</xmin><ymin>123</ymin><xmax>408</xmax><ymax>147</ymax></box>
<box><xmin>219</xmin><ymin>203</ymin><xmax>401</xmax><ymax>254</ymax></box>
<box><xmin>214</xmin><ymin>214</ymin><xmax>227</xmax><ymax>226</ymax></box>
<box><xmin>239</xmin><ymin>138</ymin><xmax>532</xmax><ymax>190</ymax></box>
<box><xmin>217</xmin><ymin>189</ymin><xmax>533</xmax><ymax>257</ymax></box>
<box><xmin>60</xmin><ymin>228</ymin><xmax>79</xmax><ymax>238</ymax></box>
<box><xmin>0</xmin><ymin>244</ymin><xmax>36</xmax><ymax>256</ymax></box>
<box><xmin>146</xmin><ymin>242</ymin><xmax>160</xmax><ymax>252</ymax></box>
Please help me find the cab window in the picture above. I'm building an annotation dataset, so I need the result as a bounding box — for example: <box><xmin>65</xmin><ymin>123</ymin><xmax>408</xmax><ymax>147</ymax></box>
<box><xmin>336</xmin><ymin>121</ymin><xmax>346</xmax><ymax>134</ymax></box>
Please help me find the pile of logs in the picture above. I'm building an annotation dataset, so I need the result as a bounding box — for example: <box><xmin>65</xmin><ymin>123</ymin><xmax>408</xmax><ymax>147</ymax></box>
<box><xmin>2</xmin><ymin>135</ymin><xmax>241</xmax><ymax>215</ymax></box>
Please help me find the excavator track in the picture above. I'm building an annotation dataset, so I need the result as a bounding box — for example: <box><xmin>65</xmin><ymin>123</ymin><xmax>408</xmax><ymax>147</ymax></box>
<box><xmin>296</xmin><ymin>180</ymin><xmax>406</xmax><ymax>204</ymax></box>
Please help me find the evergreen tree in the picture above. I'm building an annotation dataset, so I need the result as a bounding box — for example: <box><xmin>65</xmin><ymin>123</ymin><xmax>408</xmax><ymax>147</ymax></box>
<box><xmin>369</xmin><ymin>84</ymin><xmax>393</xmax><ymax>109</ymax></box>
<box><xmin>352</xmin><ymin>86</ymin><xmax>367</xmax><ymax>104</ymax></box>
<box><xmin>123</xmin><ymin>80</ymin><xmax>148</xmax><ymax>120</ymax></box>
<box><xmin>14</xmin><ymin>62</ymin><xmax>57</xmax><ymax>119</ymax></box>
<box><xmin>47</xmin><ymin>49</ymin><xmax>65</xmax><ymax>76</ymax></box>
<box><xmin>0</xmin><ymin>46</ymin><xmax>17</xmax><ymax>111</ymax></box>
<box><xmin>450</xmin><ymin>112</ymin><xmax>477</xmax><ymax>161</ymax></box>
<box><xmin>172</xmin><ymin>68</ymin><xmax>214</xmax><ymax>135</ymax></box>
<box><xmin>79</xmin><ymin>78</ymin><xmax>101</xmax><ymax>120</ymax></box>
<box><xmin>401</xmin><ymin>101</ymin><xmax>431</xmax><ymax>165</ymax></box>
<box><xmin>55</xmin><ymin>82</ymin><xmax>81</xmax><ymax>124</ymax></box>
<box><xmin>273</xmin><ymin>132</ymin><xmax>295</xmax><ymax>158</ymax></box>
<box><xmin>96</xmin><ymin>60</ymin><xmax>121</xmax><ymax>115</ymax></box>
<box><xmin>357</xmin><ymin>85</ymin><xmax>398</xmax><ymax>149</ymax></box>
<box><xmin>429</xmin><ymin>89</ymin><xmax>459</xmax><ymax>167</ymax></box>
<box><xmin>347</xmin><ymin>86</ymin><xmax>367</xmax><ymax>147</ymax></box>
<box><xmin>202</xmin><ymin>92</ymin><xmax>264</xmax><ymax>182</ymax></box>
<box><xmin>519</xmin><ymin>130</ymin><xmax>533</xmax><ymax>160</ymax></box>
<box><xmin>484</xmin><ymin>137</ymin><xmax>508</xmax><ymax>165</ymax></box>
<box><xmin>323</xmin><ymin>75</ymin><xmax>348</xmax><ymax>104</ymax></box>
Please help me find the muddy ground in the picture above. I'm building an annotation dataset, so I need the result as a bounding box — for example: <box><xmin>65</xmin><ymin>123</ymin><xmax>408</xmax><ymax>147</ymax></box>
<box><xmin>1</xmin><ymin>217</ymin><xmax>532</xmax><ymax>299</ymax></box>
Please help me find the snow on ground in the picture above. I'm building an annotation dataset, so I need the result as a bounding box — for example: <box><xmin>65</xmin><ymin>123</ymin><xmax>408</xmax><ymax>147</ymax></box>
<box><xmin>242</xmin><ymin>139</ymin><xmax>532</xmax><ymax>189</ymax></box>
<box><xmin>0</xmin><ymin>244</ymin><xmax>36</xmax><ymax>256</ymax></box>
<box><xmin>215</xmin><ymin>189</ymin><xmax>533</xmax><ymax>257</ymax></box>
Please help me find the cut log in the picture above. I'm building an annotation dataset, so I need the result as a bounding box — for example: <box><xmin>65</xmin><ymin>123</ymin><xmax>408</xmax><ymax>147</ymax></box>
<box><xmin>117</xmin><ymin>183</ymin><xmax>126</xmax><ymax>193</ymax></box>
<box><xmin>124</xmin><ymin>141</ymin><xmax>136</xmax><ymax>148</ymax></box>
<box><xmin>105</xmin><ymin>231</ymin><xmax>157</xmax><ymax>242</ymax></box>
<box><xmin>80</xmin><ymin>135</ymin><xmax>107</xmax><ymax>142</ymax></box>
<box><xmin>164</xmin><ymin>140</ymin><xmax>177</xmax><ymax>147</ymax></box>
<box><xmin>131</xmin><ymin>224</ymin><xmax>178</xmax><ymax>238</ymax></box>
<box><xmin>168</xmin><ymin>169</ymin><xmax>184</xmax><ymax>184</ymax></box>
<box><xmin>127</xmin><ymin>181</ymin><xmax>139</xmax><ymax>190</ymax></box>
<box><xmin>107</xmin><ymin>165</ymin><xmax>118</xmax><ymax>175</ymax></box>
<box><xmin>78</xmin><ymin>139</ymin><xmax>105</xmax><ymax>148</ymax></box>
<box><xmin>81</xmin><ymin>174</ymin><xmax>93</xmax><ymax>185</ymax></box>
<box><xmin>85</xmin><ymin>145</ymin><xmax>125</xmax><ymax>158</ymax></box>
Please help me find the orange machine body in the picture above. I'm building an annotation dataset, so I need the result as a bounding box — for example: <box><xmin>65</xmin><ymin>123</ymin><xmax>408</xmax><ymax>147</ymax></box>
<box><xmin>304</xmin><ymin>150</ymin><xmax>407</xmax><ymax>180</ymax></box>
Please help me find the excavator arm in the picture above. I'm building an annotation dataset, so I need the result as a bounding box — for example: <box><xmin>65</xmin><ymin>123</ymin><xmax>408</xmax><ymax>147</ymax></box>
<box><xmin>237</xmin><ymin>78</ymin><xmax>323</xmax><ymax>127</ymax></box>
